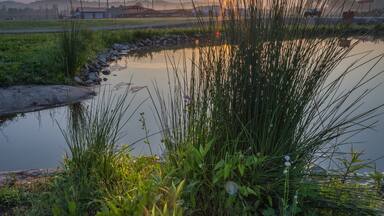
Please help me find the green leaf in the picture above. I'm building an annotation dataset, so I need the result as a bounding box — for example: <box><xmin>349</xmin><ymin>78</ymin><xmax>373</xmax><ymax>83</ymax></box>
<box><xmin>224</xmin><ymin>163</ymin><xmax>231</xmax><ymax>179</ymax></box>
<box><xmin>68</xmin><ymin>201</ymin><xmax>77</xmax><ymax>216</ymax></box>
<box><xmin>263</xmin><ymin>207</ymin><xmax>276</xmax><ymax>216</ymax></box>
<box><xmin>214</xmin><ymin>160</ymin><xmax>225</xmax><ymax>170</ymax></box>
<box><xmin>238</xmin><ymin>164</ymin><xmax>245</xmax><ymax>176</ymax></box>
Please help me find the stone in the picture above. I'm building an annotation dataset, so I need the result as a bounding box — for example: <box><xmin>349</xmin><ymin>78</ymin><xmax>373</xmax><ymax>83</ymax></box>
<box><xmin>112</xmin><ymin>43</ymin><xmax>126</xmax><ymax>51</ymax></box>
<box><xmin>144</xmin><ymin>39</ymin><xmax>152</xmax><ymax>45</ymax></box>
<box><xmin>0</xmin><ymin>86</ymin><xmax>95</xmax><ymax>116</ymax></box>
<box><xmin>0</xmin><ymin>169</ymin><xmax>59</xmax><ymax>187</ymax></box>
<box><xmin>119</xmin><ymin>50</ymin><xmax>129</xmax><ymax>55</ymax></box>
<box><xmin>87</xmin><ymin>72</ymin><xmax>99</xmax><ymax>82</ymax></box>
<box><xmin>85</xmin><ymin>80</ymin><xmax>94</xmax><ymax>85</ymax></box>
<box><xmin>102</xmin><ymin>69</ymin><xmax>111</xmax><ymax>75</ymax></box>
<box><xmin>103</xmin><ymin>78</ymin><xmax>108</xmax><ymax>81</ymax></box>
<box><xmin>74</xmin><ymin>76</ymin><xmax>83</xmax><ymax>84</ymax></box>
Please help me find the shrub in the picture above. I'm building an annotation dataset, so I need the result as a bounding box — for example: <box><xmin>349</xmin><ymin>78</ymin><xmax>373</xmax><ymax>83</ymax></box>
<box><xmin>58</xmin><ymin>21</ymin><xmax>98</xmax><ymax>77</ymax></box>
<box><xmin>152</xmin><ymin>0</ymin><xmax>384</xmax><ymax>214</ymax></box>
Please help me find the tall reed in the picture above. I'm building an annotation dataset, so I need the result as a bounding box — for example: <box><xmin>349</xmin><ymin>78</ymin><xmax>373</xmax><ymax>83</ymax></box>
<box><xmin>152</xmin><ymin>0</ymin><xmax>383</xmax><ymax>214</ymax></box>
<box><xmin>51</xmin><ymin>88</ymin><xmax>138</xmax><ymax>214</ymax></box>
<box><xmin>59</xmin><ymin>20</ymin><xmax>94</xmax><ymax>77</ymax></box>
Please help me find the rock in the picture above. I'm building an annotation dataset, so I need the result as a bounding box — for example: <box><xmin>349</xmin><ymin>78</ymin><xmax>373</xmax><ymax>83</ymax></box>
<box><xmin>112</xmin><ymin>43</ymin><xmax>127</xmax><ymax>51</ymax></box>
<box><xmin>119</xmin><ymin>50</ymin><xmax>129</xmax><ymax>55</ymax></box>
<box><xmin>85</xmin><ymin>80</ymin><xmax>95</xmax><ymax>85</ymax></box>
<box><xmin>87</xmin><ymin>72</ymin><xmax>99</xmax><ymax>82</ymax></box>
<box><xmin>74</xmin><ymin>76</ymin><xmax>83</xmax><ymax>85</ymax></box>
<box><xmin>87</xmin><ymin>64</ymin><xmax>98</xmax><ymax>73</ymax></box>
<box><xmin>0</xmin><ymin>169</ymin><xmax>59</xmax><ymax>187</ymax></box>
<box><xmin>144</xmin><ymin>39</ymin><xmax>152</xmax><ymax>45</ymax></box>
<box><xmin>103</xmin><ymin>78</ymin><xmax>108</xmax><ymax>81</ymax></box>
<box><xmin>102</xmin><ymin>69</ymin><xmax>111</xmax><ymax>75</ymax></box>
<box><xmin>0</xmin><ymin>85</ymin><xmax>95</xmax><ymax>116</ymax></box>
<box><xmin>97</xmin><ymin>54</ymin><xmax>108</xmax><ymax>64</ymax></box>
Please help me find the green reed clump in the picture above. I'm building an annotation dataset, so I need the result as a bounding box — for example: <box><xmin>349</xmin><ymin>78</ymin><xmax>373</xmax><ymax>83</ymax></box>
<box><xmin>44</xmin><ymin>90</ymin><xmax>133</xmax><ymax>215</ymax></box>
<box><xmin>58</xmin><ymin>20</ymin><xmax>95</xmax><ymax>77</ymax></box>
<box><xmin>152</xmin><ymin>0</ymin><xmax>384</xmax><ymax>214</ymax></box>
<box><xmin>28</xmin><ymin>89</ymin><xmax>184</xmax><ymax>215</ymax></box>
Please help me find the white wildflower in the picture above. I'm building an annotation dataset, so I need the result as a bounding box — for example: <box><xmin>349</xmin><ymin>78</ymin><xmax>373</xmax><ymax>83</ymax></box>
<box><xmin>284</xmin><ymin>161</ymin><xmax>291</xmax><ymax>167</ymax></box>
<box><xmin>284</xmin><ymin>155</ymin><xmax>290</xmax><ymax>162</ymax></box>
<box><xmin>225</xmin><ymin>181</ymin><xmax>238</xmax><ymax>196</ymax></box>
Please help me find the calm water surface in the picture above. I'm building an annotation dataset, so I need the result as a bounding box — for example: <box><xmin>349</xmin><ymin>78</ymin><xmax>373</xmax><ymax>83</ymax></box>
<box><xmin>1</xmin><ymin>38</ymin><xmax>384</xmax><ymax>171</ymax></box>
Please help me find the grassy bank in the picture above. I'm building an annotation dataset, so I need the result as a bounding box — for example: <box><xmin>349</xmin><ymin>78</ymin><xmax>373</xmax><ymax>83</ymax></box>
<box><xmin>0</xmin><ymin>27</ymin><xmax>198</xmax><ymax>86</ymax></box>
<box><xmin>0</xmin><ymin>17</ymin><xmax>195</xmax><ymax>31</ymax></box>
<box><xmin>1</xmin><ymin>22</ymin><xmax>383</xmax><ymax>87</ymax></box>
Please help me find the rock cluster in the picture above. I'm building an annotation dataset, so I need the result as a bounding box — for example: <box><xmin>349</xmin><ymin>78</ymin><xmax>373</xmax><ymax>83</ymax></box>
<box><xmin>0</xmin><ymin>169</ymin><xmax>58</xmax><ymax>187</ymax></box>
<box><xmin>75</xmin><ymin>35</ymin><xmax>195</xmax><ymax>86</ymax></box>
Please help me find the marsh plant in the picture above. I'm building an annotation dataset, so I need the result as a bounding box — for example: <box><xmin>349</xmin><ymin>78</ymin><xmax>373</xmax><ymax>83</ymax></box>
<box><xmin>26</xmin><ymin>88</ymin><xmax>184</xmax><ymax>215</ymax></box>
<box><xmin>59</xmin><ymin>20</ymin><xmax>95</xmax><ymax>77</ymax></box>
<box><xmin>152</xmin><ymin>0</ymin><xmax>384</xmax><ymax>214</ymax></box>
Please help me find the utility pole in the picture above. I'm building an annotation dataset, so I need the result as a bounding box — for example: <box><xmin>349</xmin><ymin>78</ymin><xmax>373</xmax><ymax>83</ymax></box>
<box><xmin>80</xmin><ymin>0</ymin><xmax>84</xmax><ymax>18</ymax></box>
<box><xmin>99</xmin><ymin>0</ymin><xmax>100</xmax><ymax>8</ymax></box>
<box><xmin>68</xmin><ymin>0</ymin><xmax>73</xmax><ymax>16</ymax></box>
<box><xmin>107</xmin><ymin>0</ymin><xmax>109</xmax><ymax>9</ymax></box>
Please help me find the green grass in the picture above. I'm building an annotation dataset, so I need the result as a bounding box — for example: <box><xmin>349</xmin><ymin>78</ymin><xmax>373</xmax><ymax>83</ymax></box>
<box><xmin>0</xmin><ymin>27</ymin><xmax>198</xmax><ymax>86</ymax></box>
<box><xmin>0</xmin><ymin>33</ymin><xmax>66</xmax><ymax>85</ymax></box>
<box><xmin>0</xmin><ymin>17</ymin><xmax>195</xmax><ymax>31</ymax></box>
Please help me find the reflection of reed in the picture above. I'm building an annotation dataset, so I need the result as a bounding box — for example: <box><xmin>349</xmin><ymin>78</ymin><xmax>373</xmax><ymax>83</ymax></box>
<box><xmin>68</xmin><ymin>103</ymin><xmax>86</xmax><ymax>132</ymax></box>
<box><xmin>0</xmin><ymin>113</ymin><xmax>22</xmax><ymax>128</ymax></box>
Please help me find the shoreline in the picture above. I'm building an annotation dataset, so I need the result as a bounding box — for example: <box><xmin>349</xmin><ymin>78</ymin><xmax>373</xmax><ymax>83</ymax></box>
<box><xmin>0</xmin><ymin>85</ymin><xmax>95</xmax><ymax>116</ymax></box>
<box><xmin>0</xmin><ymin>33</ymin><xmax>198</xmax><ymax>117</ymax></box>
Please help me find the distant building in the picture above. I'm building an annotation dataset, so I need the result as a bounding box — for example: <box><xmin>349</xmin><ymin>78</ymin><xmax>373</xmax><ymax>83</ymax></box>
<box><xmin>74</xmin><ymin>8</ymin><xmax>110</xmax><ymax>19</ymax></box>
<box><xmin>109</xmin><ymin>3</ymin><xmax>158</xmax><ymax>18</ymax></box>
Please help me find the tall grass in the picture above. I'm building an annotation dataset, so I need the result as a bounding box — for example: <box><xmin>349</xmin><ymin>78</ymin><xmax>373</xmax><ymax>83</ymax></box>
<box><xmin>152</xmin><ymin>0</ymin><xmax>384</xmax><ymax>214</ymax></box>
<box><xmin>48</xmin><ymin>89</ymin><xmax>135</xmax><ymax>214</ymax></box>
<box><xmin>30</xmin><ymin>88</ymin><xmax>185</xmax><ymax>215</ymax></box>
<box><xmin>59</xmin><ymin>20</ymin><xmax>95</xmax><ymax>77</ymax></box>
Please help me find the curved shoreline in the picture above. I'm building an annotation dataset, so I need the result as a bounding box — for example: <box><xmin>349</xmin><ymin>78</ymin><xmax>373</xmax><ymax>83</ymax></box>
<box><xmin>0</xmin><ymin>34</ymin><xmax>198</xmax><ymax>177</ymax></box>
<box><xmin>0</xmin><ymin>85</ymin><xmax>95</xmax><ymax>116</ymax></box>
<box><xmin>0</xmin><ymin>34</ymin><xmax>197</xmax><ymax>117</ymax></box>
<box><xmin>76</xmin><ymin>34</ymin><xmax>197</xmax><ymax>85</ymax></box>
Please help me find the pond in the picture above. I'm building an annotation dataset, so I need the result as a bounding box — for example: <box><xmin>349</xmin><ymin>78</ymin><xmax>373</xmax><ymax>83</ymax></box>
<box><xmin>1</xmin><ymin>37</ymin><xmax>384</xmax><ymax>172</ymax></box>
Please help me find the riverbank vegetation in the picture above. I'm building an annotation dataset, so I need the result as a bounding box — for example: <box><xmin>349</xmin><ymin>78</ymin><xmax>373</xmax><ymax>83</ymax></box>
<box><xmin>1</xmin><ymin>23</ymin><xmax>383</xmax><ymax>86</ymax></box>
<box><xmin>0</xmin><ymin>28</ymin><xmax>198</xmax><ymax>86</ymax></box>
<box><xmin>1</xmin><ymin>0</ymin><xmax>384</xmax><ymax>215</ymax></box>
<box><xmin>0</xmin><ymin>17</ymin><xmax>195</xmax><ymax>31</ymax></box>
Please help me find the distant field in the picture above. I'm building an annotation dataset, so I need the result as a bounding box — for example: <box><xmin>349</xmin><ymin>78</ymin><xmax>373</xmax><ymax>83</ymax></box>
<box><xmin>0</xmin><ymin>17</ymin><xmax>196</xmax><ymax>30</ymax></box>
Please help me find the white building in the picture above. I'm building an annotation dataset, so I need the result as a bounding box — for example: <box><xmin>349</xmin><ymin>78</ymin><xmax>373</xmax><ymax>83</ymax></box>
<box><xmin>74</xmin><ymin>8</ymin><xmax>109</xmax><ymax>19</ymax></box>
